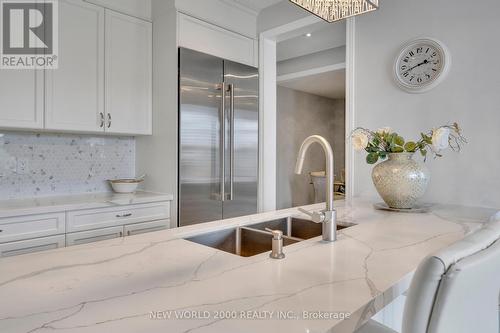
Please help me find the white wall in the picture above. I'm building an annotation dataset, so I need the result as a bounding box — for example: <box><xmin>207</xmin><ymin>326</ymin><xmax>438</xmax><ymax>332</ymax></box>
<box><xmin>354</xmin><ymin>0</ymin><xmax>500</xmax><ymax>208</ymax></box>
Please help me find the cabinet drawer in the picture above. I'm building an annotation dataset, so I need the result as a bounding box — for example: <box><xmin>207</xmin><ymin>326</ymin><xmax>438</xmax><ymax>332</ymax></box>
<box><xmin>124</xmin><ymin>219</ymin><xmax>169</xmax><ymax>236</ymax></box>
<box><xmin>67</xmin><ymin>202</ymin><xmax>170</xmax><ymax>232</ymax></box>
<box><xmin>66</xmin><ymin>226</ymin><xmax>123</xmax><ymax>246</ymax></box>
<box><xmin>0</xmin><ymin>213</ymin><xmax>65</xmax><ymax>243</ymax></box>
<box><xmin>0</xmin><ymin>235</ymin><xmax>65</xmax><ymax>257</ymax></box>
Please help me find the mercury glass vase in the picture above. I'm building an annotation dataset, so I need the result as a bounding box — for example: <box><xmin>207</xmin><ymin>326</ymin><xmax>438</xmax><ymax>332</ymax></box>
<box><xmin>371</xmin><ymin>153</ymin><xmax>430</xmax><ymax>209</ymax></box>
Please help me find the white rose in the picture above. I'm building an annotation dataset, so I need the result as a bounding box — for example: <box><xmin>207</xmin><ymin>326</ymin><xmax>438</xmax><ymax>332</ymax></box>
<box><xmin>352</xmin><ymin>132</ymin><xmax>369</xmax><ymax>151</ymax></box>
<box><xmin>376</xmin><ymin>127</ymin><xmax>392</xmax><ymax>135</ymax></box>
<box><xmin>431</xmin><ymin>127</ymin><xmax>451</xmax><ymax>151</ymax></box>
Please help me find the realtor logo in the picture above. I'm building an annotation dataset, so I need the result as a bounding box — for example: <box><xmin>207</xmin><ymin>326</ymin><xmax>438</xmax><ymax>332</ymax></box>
<box><xmin>0</xmin><ymin>0</ymin><xmax>58</xmax><ymax>69</ymax></box>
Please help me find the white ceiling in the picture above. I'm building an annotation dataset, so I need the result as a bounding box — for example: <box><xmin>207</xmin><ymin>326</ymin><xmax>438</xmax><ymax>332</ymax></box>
<box><xmin>231</xmin><ymin>0</ymin><xmax>283</xmax><ymax>13</ymax></box>
<box><xmin>278</xmin><ymin>69</ymin><xmax>346</xmax><ymax>99</ymax></box>
<box><xmin>277</xmin><ymin>22</ymin><xmax>346</xmax><ymax>61</ymax></box>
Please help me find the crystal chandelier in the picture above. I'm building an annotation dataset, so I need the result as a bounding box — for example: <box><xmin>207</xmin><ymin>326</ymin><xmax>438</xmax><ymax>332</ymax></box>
<box><xmin>289</xmin><ymin>0</ymin><xmax>379</xmax><ymax>23</ymax></box>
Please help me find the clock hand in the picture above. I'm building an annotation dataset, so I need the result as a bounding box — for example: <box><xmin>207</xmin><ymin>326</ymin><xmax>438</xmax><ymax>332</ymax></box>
<box><xmin>403</xmin><ymin>59</ymin><xmax>431</xmax><ymax>74</ymax></box>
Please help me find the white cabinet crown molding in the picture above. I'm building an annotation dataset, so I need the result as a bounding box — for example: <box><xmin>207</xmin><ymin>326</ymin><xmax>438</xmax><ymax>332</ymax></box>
<box><xmin>84</xmin><ymin>0</ymin><xmax>152</xmax><ymax>21</ymax></box>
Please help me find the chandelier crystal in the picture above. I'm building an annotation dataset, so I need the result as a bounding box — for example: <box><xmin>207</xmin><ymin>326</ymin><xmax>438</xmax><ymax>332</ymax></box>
<box><xmin>289</xmin><ymin>0</ymin><xmax>379</xmax><ymax>23</ymax></box>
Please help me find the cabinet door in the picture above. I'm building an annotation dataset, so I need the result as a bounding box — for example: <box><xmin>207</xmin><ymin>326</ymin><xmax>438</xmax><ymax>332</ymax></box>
<box><xmin>0</xmin><ymin>70</ymin><xmax>43</xmax><ymax>130</ymax></box>
<box><xmin>65</xmin><ymin>226</ymin><xmax>123</xmax><ymax>246</ymax></box>
<box><xmin>105</xmin><ymin>10</ymin><xmax>152</xmax><ymax>135</ymax></box>
<box><xmin>0</xmin><ymin>213</ymin><xmax>65</xmax><ymax>243</ymax></box>
<box><xmin>0</xmin><ymin>235</ymin><xmax>65</xmax><ymax>257</ymax></box>
<box><xmin>45</xmin><ymin>0</ymin><xmax>104</xmax><ymax>132</ymax></box>
<box><xmin>124</xmin><ymin>219</ymin><xmax>169</xmax><ymax>236</ymax></box>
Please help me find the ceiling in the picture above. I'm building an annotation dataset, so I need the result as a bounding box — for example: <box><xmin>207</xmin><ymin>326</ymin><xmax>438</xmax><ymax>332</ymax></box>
<box><xmin>277</xmin><ymin>22</ymin><xmax>346</xmax><ymax>61</ymax></box>
<box><xmin>231</xmin><ymin>0</ymin><xmax>283</xmax><ymax>13</ymax></box>
<box><xmin>278</xmin><ymin>69</ymin><xmax>346</xmax><ymax>99</ymax></box>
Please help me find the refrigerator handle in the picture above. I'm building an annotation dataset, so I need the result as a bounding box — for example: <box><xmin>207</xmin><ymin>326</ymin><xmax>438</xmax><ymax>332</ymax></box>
<box><xmin>219</xmin><ymin>82</ymin><xmax>226</xmax><ymax>202</ymax></box>
<box><xmin>228</xmin><ymin>84</ymin><xmax>235</xmax><ymax>201</ymax></box>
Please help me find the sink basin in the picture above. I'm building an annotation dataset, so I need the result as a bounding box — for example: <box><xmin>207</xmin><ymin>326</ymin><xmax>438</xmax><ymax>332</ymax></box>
<box><xmin>184</xmin><ymin>216</ymin><xmax>352</xmax><ymax>257</ymax></box>
<box><xmin>185</xmin><ymin>227</ymin><xmax>300</xmax><ymax>257</ymax></box>
<box><xmin>247</xmin><ymin>217</ymin><xmax>348</xmax><ymax>240</ymax></box>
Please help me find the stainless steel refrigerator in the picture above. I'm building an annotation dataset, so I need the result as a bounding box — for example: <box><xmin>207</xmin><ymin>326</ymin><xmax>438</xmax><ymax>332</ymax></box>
<box><xmin>178</xmin><ymin>48</ymin><xmax>259</xmax><ymax>227</ymax></box>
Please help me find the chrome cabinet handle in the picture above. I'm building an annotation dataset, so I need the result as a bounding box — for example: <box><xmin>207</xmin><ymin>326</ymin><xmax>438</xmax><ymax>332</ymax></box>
<box><xmin>107</xmin><ymin>113</ymin><xmax>112</xmax><ymax>128</ymax></box>
<box><xmin>99</xmin><ymin>112</ymin><xmax>105</xmax><ymax>128</ymax></box>
<box><xmin>127</xmin><ymin>230</ymin><xmax>131</xmax><ymax>236</ymax></box>
<box><xmin>219</xmin><ymin>82</ymin><xmax>226</xmax><ymax>202</ymax></box>
<box><xmin>228</xmin><ymin>84</ymin><xmax>235</xmax><ymax>201</ymax></box>
<box><xmin>116</xmin><ymin>213</ymin><xmax>132</xmax><ymax>218</ymax></box>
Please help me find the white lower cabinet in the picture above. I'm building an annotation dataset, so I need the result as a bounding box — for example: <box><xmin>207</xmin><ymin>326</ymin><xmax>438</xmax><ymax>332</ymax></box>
<box><xmin>0</xmin><ymin>235</ymin><xmax>65</xmax><ymax>257</ymax></box>
<box><xmin>124</xmin><ymin>219</ymin><xmax>169</xmax><ymax>236</ymax></box>
<box><xmin>66</xmin><ymin>226</ymin><xmax>123</xmax><ymax>246</ymax></box>
<box><xmin>67</xmin><ymin>202</ymin><xmax>170</xmax><ymax>232</ymax></box>
<box><xmin>0</xmin><ymin>213</ymin><xmax>65</xmax><ymax>243</ymax></box>
<box><xmin>0</xmin><ymin>201</ymin><xmax>171</xmax><ymax>255</ymax></box>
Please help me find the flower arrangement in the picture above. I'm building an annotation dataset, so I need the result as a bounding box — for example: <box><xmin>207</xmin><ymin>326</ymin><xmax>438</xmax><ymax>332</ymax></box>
<box><xmin>351</xmin><ymin>123</ymin><xmax>466</xmax><ymax>164</ymax></box>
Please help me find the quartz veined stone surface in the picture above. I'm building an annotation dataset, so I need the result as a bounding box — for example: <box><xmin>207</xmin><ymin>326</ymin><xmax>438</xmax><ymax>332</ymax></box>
<box><xmin>0</xmin><ymin>132</ymin><xmax>135</xmax><ymax>200</ymax></box>
<box><xmin>0</xmin><ymin>200</ymin><xmax>494</xmax><ymax>333</ymax></box>
<box><xmin>0</xmin><ymin>191</ymin><xmax>173</xmax><ymax>218</ymax></box>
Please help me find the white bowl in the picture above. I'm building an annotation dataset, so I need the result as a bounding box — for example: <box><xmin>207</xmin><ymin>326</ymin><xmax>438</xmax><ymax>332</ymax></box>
<box><xmin>109</xmin><ymin>179</ymin><xmax>142</xmax><ymax>193</ymax></box>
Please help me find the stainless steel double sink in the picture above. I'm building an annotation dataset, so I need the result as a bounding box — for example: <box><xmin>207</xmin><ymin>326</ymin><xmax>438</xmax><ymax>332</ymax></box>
<box><xmin>185</xmin><ymin>217</ymin><xmax>350</xmax><ymax>257</ymax></box>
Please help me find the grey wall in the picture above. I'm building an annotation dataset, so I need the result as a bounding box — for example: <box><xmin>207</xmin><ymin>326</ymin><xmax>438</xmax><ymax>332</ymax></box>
<box><xmin>277</xmin><ymin>86</ymin><xmax>345</xmax><ymax>209</ymax></box>
<box><xmin>353</xmin><ymin>0</ymin><xmax>500</xmax><ymax>208</ymax></box>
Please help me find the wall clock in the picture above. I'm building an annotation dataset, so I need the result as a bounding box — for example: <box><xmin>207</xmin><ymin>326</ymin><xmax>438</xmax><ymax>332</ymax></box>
<box><xmin>394</xmin><ymin>38</ymin><xmax>451</xmax><ymax>93</ymax></box>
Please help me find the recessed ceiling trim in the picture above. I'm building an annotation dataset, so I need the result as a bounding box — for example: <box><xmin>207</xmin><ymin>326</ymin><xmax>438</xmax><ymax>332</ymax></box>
<box><xmin>277</xmin><ymin>62</ymin><xmax>346</xmax><ymax>83</ymax></box>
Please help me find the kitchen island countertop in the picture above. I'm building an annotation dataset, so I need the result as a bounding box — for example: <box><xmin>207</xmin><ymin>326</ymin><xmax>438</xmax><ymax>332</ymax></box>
<box><xmin>0</xmin><ymin>199</ymin><xmax>495</xmax><ymax>333</ymax></box>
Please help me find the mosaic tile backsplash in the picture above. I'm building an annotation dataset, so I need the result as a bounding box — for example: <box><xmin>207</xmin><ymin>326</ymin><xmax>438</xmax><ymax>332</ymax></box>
<box><xmin>0</xmin><ymin>132</ymin><xmax>135</xmax><ymax>200</ymax></box>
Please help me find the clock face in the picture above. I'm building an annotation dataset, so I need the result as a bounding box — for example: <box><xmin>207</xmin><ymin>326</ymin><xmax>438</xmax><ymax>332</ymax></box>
<box><xmin>394</xmin><ymin>38</ymin><xmax>450</xmax><ymax>93</ymax></box>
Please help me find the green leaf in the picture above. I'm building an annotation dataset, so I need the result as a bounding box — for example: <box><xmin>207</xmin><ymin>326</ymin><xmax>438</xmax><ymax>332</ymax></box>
<box><xmin>366</xmin><ymin>152</ymin><xmax>379</xmax><ymax>164</ymax></box>
<box><xmin>394</xmin><ymin>135</ymin><xmax>405</xmax><ymax>146</ymax></box>
<box><xmin>391</xmin><ymin>146</ymin><xmax>404</xmax><ymax>153</ymax></box>
<box><xmin>420</xmin><ymin>133</ymin><xmax>432</xmax><ymax>144</ymax></box>
<box><xmin>420</xmin><ymin>149</ymin><xmax>427</xmax><ymax>157</ymax></box>
<box><xmin>404</xmin><ymin>141</ymin><xmax>417</xmax><ymax>152</ymax></box>
<box><xmin>379</xmin><ymin>152</ymin><xmax>387</xmax><ymax>160</ymax></box>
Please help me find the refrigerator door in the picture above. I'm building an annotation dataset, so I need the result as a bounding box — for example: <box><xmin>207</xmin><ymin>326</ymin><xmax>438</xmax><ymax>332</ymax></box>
<box><xmin>179</xmin><ymin>48</ymin><xmax>224</xmax><ymax>226</ymax></box>
<box><xmin>222</xmin><ymin>60</ymin><xmax>259</xmax><ymax>219</ymax></box>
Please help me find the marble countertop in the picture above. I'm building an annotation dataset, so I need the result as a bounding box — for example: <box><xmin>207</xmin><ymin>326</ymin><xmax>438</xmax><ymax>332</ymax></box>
<box><xmin>0</xmin><ymin>199</ymin><xmax>495</xmax><ymax>333</ymax></box>
<box><xmin>0</xmin><ymin>191</ymin><xmax>173</xmax><ymax>218</ymax></box>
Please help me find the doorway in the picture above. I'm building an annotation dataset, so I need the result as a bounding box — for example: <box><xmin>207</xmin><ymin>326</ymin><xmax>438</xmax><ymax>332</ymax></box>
<box><xmin>276</xmin><ymin>22</ymin><xmax>346</xmax><ymax>208</ymax></box>
<box><xmin>258</xmin><ymin>16</ymin><xmax>355</xmax><ymax>211</ymax></box>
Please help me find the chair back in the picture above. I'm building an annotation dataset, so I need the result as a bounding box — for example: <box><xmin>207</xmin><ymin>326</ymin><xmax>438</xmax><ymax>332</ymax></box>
<box><xmin>402</xmin><ymin>217</ymin><xmax>500</xmax><ymax>333</ymax></box>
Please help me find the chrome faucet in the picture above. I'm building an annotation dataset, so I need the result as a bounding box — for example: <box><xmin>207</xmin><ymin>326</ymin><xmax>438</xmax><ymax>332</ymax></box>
<box><xmin>294</xmin><ymin>135</ymin><xmax>337</xmax><ymax>242</ymax></box>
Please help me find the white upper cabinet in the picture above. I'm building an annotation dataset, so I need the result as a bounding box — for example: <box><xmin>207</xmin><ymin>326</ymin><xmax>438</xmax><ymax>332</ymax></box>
<box><xmin>0</xmin><ymin>70</ymin><xmax>44</xmax><ymax>130</ymax></box>
<box><xmin>45</xmin><ymin>0</ymin><xmax>105</xmax><ymax>132</ymax></box>
<box><xmin>105</xmin><ymin>10</ymin><xmax>152</xmax><ymax>135</ymax></box>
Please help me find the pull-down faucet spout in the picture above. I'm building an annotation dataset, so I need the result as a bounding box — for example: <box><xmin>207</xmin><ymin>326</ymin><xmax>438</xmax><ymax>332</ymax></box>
<box><xmin>295</xmin><ymin>135</ymin><xmax>337</xmax><ymax>242</ymax></box>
